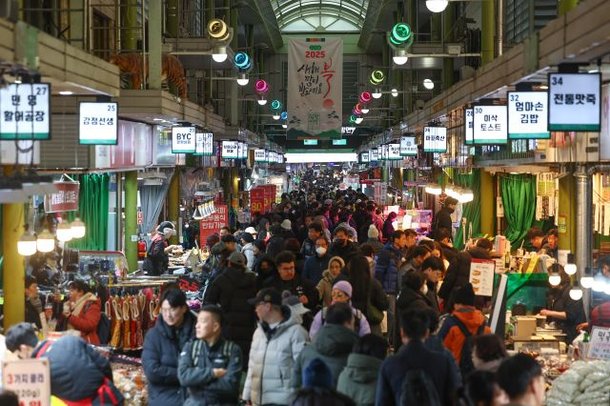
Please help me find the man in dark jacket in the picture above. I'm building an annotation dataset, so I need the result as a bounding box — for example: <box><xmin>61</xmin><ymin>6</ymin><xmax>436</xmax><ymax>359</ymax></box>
<box><xmin>302</xmin><ymin>236</ymin><xmax>330</xmax><ymax>285</ymax></box>
<box><xmin>25</xmin><ymin>276</ymin><xmax>44</xmax><ymax>329</ymax></box>
<box><xmin>264</xmin><ymin>251</ymin><xmax>319</xmax><ymax>312</ymax></box>
<box><xmin>204</xmin><ymin>251</ymin><xmax>257</xmax><ymax>368</ymax></box>
<box><xmin>266</xmin><ymin>224</ymin><xmax>286</xmax><ymax>261</ymax></box>
<box><xmin>436</xmin><ymin>228</ymin><xmax>459</xmax><ymax>266</ymax></box>
<box><xmin>301</xmin><ymin>221</ymin><xmax>324</xmax><ymax>260</ymax></box>
<box><xmin>431</xmin><ymin>196</ymin><xmax>457</xmax><ymax>241</ymax></box>
<box><xmin>375</xmin><ymin>309</ymin><xmax>458</xmax><ymax>406</ymax></box>
<box><xmin>328</xmin><ymin>226</ymin><xmax>360</xmax><ymax>264</ymax></box>
<box><xmin>374</xmin><ymin>230</ymin><xmax>407</xmax><ymax>347</ymax></box>
<box><xmin>5</xmin><ymin>322</ymin><xmax>124</xmax><ymax>404</ymax></box>
<box><xmin>178</xmin><ymin>305</ymin><xmax>242</xmax><ymax>406</ymax></box>
<box><xmin>291</xmin><ymin>302</ymin><xmax>359</xmax><ymax>387</ymax></box>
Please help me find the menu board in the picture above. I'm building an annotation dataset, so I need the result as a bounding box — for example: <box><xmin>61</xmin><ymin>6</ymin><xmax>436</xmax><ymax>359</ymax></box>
<box><xmin>587</xmin><ymin>326</ymin><xmax>610</xmax><ymax>360</ymax></box>
<box><xmin>469</xmin><ymin>258</ymin><xmax>496</xmax><ymax>297</ymax></box>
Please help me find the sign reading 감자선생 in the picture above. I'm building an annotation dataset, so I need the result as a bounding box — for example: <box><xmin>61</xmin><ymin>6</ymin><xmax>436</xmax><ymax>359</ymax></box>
<box><xmin>287</xmin><ymin>38</ymin><xmax>343</xmax><ymax>140</ymax></box>
<box><xmin>473</xmin><ymin>105</ymin><xmax>508</xmax><ymax>144</ymax></box>
<box><xmin>171</xmin><ymin>126</ymin><xmax>196</xmax><ymax>153</ymax></box>
<box><xmin>423</xmin><ymin>127</ymin><xmax>447</xmax><ymax>153</ymax></box>
<box><xmin>79</xmin><ymin>102</ymin><xmax>118</xmax><ymax>145</ymax></box>
<box><xmin>507</xmin><ymin>92</ymin><xmax>550</xmax><ymax>139</ymax></box>
<box><xmin>548</xmin><ymin>72</ymin><xmax>601</xmax><ymax>131</ymax></box>
<box><xmin>400</xmin><ymin>135</ymin><xmax>418</xmax><ymax>156</ymax></box>
<box><xmin>0</xmin><ymin>83</ymin><xmax>51</xmax><ymax>140</ymax></box>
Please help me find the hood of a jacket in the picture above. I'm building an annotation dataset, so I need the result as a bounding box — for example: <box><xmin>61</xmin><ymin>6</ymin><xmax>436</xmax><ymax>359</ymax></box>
<box><xmin>157</xmin><ymin>309</ymin><xmax>196</xmax><ymax>345</ymax></box>
<box><xmin>342</xmin><ymin>353</ymin><xmax>382</xmax><ymax>383</ymax></box>
<box><xmin>453</xmin><ymin>308</ymin><xmax>487</xmax><ymax>329</ymax></box>
<box><xmin>262</xmin><ymin>305</ymin><xmax>300</xmax><ymax>339</ymax></box>
<box><xmin>321</xmin><ymin>269</ymin><xmax>337</xmax><ymax>283</ymax></box>
<box><xmin>313</xmin><ymin>323</ymin><xmax>358</xmax><ymax>356</ymax></box>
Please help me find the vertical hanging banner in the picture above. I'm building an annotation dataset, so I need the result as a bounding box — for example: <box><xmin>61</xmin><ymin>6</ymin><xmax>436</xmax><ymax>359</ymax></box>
<box><xmin>287</xmin><ymin>38</ymin><xmax>343</xmax><ymax>140</ymax></box>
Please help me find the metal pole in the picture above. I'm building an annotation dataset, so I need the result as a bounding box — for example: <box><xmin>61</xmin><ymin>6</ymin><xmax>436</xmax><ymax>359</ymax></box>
<box><xmin>574</xmin><ymin>165</ymin><xmax>591</xmax><ymax>315</ymax></box>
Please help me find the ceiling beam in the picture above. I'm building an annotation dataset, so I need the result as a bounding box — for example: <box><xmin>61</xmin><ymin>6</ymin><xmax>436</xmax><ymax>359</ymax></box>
<box><xmin>248</xmin><ymin>0</ymin><xmax>284</xmax><ymax>51</ymax></box>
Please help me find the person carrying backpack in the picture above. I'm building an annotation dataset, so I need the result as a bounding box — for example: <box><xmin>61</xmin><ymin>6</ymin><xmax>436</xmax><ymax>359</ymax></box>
<box><xmin>438</xmin><ymin>283</ymin><xmax>491</xmax><ymax>378</ymax></box>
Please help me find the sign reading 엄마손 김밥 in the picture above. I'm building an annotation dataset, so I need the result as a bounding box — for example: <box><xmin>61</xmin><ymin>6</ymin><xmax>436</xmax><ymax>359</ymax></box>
<box><xmin>44</xmin><ymin>181</ymin><xmax>80</xmax><ymax>213</ymax></box>
<box><xmin>287</xmin><ymin>38</ymin><xmax>343</xmax><ymax>140</ymax></box>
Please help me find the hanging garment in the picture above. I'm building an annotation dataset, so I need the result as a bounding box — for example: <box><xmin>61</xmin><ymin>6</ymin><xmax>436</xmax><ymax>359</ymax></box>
<box><xmin>110</xmin><ymin>296</ymin><xmax>123</xmax><ymax>349</ymax></box>
<box><xmin>122</xmin><ymin>297</ymin><xmax>132</xmax><ymax>351</ymax></box>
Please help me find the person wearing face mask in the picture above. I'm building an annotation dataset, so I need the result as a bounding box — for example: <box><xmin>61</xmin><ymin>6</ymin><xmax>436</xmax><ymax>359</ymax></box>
<box><xmin>143</xmin><ymin>221</ymin><xmax>180</xmax><ymax>276</ymax></box>
<box><xmin>431</xmin><ymin>196</ymin><xmax>458</xmax><ymax>241</ymax></box>
<box><xmin>328</xmin><ymin>226</ymin><xmax>360</xmax><ymax>264</ymax></box>
<box><xmin>302</xmin><ymin>236</ymin><xmax>331</xmax><ymax>285</ymax></box>
<box><xmin>240</xmin><ymin>232</ymin><xmax>256</xmax><ymax>272</ymax></box>
<box><xmin>317</xmin><ymin>256</ymin><xmax>346</xmax><ymax>307</ymax></box>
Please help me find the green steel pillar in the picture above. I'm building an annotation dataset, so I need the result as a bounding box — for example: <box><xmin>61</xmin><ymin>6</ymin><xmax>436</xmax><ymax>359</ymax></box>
<box><xmin>3</xmin><ymin>201</ymin><xmax>25</xmax><ymax>329</ymax></box>
<box><xmin>558</xmin><ymin>174</ymin><xmax>576</xmax><ymax>252</ymax></box>
<box><xmin>559</xmin><ymin>0</ymin><xmax>579</xmax><ymax>15</ymax></box>
<box><xmin>168</xmin><ymin>170</ymin><xmax>180</xmax><ymax>245</ymax></box>
<box><xmin>430</xmin><ymin>13</ymin><xmax>442</xmax><ymax>42</ymax></box>
<box><xmin>481</xmin><ymin>0</ymin><xmax>496</xmax><ymax>65</ymax></box>
<box><xmin>480</xmin><ymin>170</ymin><xmax>495</xmax><ymax>236</ymax></box>
<box><xmin>148</xmin><ymin>0</ymin><xmax>163</xmax><ymax>90</ymax></box>
<box><xmin>165</xmin><ymin>0</ymin><xmax>179</xmax><ymax>37</ymax></box>
<box><xmin>124</xmin><ymin>171</ymin><xmax>138</xmax><ymax>272</ymax></box>
<box><xmin>391</xmin><ymin>168</ymin><xmax>403</xmax><ymax>190</ymax></box>
<box><xmin>443</xmin><ymin>3</ymin><xmax>455</xmax><ymax>88</ymax></box>
<box><xmin>68</xmin><ymin>0</ymin><xmax>86</xmax><ymax>49</ymax></box>
<box><xmin>121</xmin><ymin>0</ymin><xmax>138</xmax><ymax>50</ymax></box>
<box><xmin>229</xmin><ymin>1</ymin><xmax>239</xmax><ymax>126</ymax></box>
<box><xmin>206</xmin><ymin>0</ymin><xmax>215</xmax><ymax>20</ymax></box>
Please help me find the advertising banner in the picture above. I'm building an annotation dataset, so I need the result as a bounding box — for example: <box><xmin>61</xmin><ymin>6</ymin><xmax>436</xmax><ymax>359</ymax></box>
<box><xmin>199</xmin><ymin>204</ymin><xmax>228</xmax><ymax>246</ymax></box>
<box><xmin>44</xmin><ymin>181</ymin><xmax>79</xmax><ymax>213</ymax></box>
<box><xmin>287</xmin><ymin>38</ymin><xmax>343</xmax><ymax>139</ymax></box>
<box><xmin>250</xmin><ymin>187</ymin><xmax>265</xmax><ymax>214</ymax></box>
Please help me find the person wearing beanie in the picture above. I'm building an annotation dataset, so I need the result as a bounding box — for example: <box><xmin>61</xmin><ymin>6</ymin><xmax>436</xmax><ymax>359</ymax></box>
<box><xmin>365</xmin><ymin>224</ymin><xmax>384</xmax><ymax>254</ymax></box>
<box><xmin>316</xmin><ymin>256</ymin><xmax>346</xmax><ymax>307</ymax></box>
<box><xmin>431</xmin><ymin>195</ymin><xmax>458</xmax><ymax>241</ymax></box>
<box><xmin>438</xmin><ymin>283</ymin><xmax>491</xmax><ymax>376</ymax></box>
<box><xmin>281</xmin><ymin>219</ymin><xmax>296</xmax><ymax>240</ymax></box>
<box><xmin>309</xmin><ymin>280</ymin><xmax>371</xmax><ymax>339</ymax></box>
<box><xmin>204</xmin><ymin>251</ymin><xmax>257</xmax><ymax>370</ymax></box>
<box><xmin>292</xmin><ymin>303</ymin><xmax>360</xmax><ymax>388</ymax></box>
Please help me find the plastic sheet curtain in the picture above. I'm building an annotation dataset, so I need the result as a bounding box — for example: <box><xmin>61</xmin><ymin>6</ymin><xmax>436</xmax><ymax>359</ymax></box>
<box><xmin>453</xmin><ymin>170</ymin><xmax>481</xmax><ymax>250</ymax></box>
<box><xmin>500</xmin><ymin>174</ymin><xmax>536</xmax><ymax>248</ymax></box>
<box><xmin>140</xmin><ymin>180</ymin><xmax>170</xmax><ymax>236</ymax></box>
<box><xmin>69</xmin><ymin>174</ymin><xmax>109</xmax><ymax>250</ymax></box>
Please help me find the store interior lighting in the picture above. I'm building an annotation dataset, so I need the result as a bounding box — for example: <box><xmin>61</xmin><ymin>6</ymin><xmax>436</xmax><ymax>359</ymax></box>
<box><xmin>236</xmin><ymin>73</ymin><xmax>249</xmax><ymax>86</ymax></box>
<box><xmin>569</xmin><ymin>287</ymin><xmax>583</xmax><ymax>300</ymax></box>
<box><xmin>372</xmin><ymin>89</ymin><xmax>382</xmax><ymax>99</ymax></box>
<box><xmin>354</xmin><ymin>116</ymin><xmax>364</xmax><ymax>124</ymax></box>
<box><xmin>424</xmin><ymin>183</ymin><xmax>442</xmax><ymax>195</ymax></box>
<box><xmin>212</xmin><ymin>46</ymin><xmax>228</xmax><ymax>63</ymax></box>
<box><xmin>36</xmin><ymin>229</ymin><xmax>55</xmax><ymax>253</ymax></box>
<box><xmin>564</xmin><ymin>263</ymin><xmax>577</xmax><ymax>276</ymax></box>
<box><xmin>392</xmin><ymin>48</ymin><xmax>409</xmax><ymax>65</ymax></box>
<box><xmin>361</xmin><ymin>106</ymin><xmax>370</xmax><ymax>114</ymax></box>
<box><xmin>70</xmin><ymin>218</ymin><xmax>86</xmax><ymax>238</ymax></box>
<box><xmin>426</xmin><ymin>0</ymin><xmax>449</xmax><ymax>13</ymax></box>
<box><xmin>257</xmin><ymin>97</ymin><xmax>267</xmax><ymax>106</ymax></box>
<box><xmin>17</xmin><ymin>232</ymin><xmax>37</xmax><ymax>256</ymax></box>
<box><xmin>391</xmin><ymin>88</ymin><xmax>399</xmax><ymax>97</ymax></box>
<box><xmin>423</xmin><ymin>79</ymin><xmax>435</xmax><ymax>90</ymax></box>
<box><xmin>548</xmin><ymin>272</ymin><xmax>561</xmax><ymax>287</ymax></box>
<box><xmin>580</xmin><ymin>273</ymin><xmax>594</xmax><ymax>289</ymax></box>
<box><xmin>56</xmin><ymin>222</ymin><xmax>73</xmax><ymax>242</ymax></box>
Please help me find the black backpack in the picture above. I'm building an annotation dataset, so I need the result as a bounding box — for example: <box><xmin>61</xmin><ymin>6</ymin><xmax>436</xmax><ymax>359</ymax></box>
<box><xmin>451</xmin><ymin>315</ymin><xmax>486</xmax><ymax>378</ymax></box>
<box><xmin>400</xmin><ymin>368</ymin><xmax>441</xmax><ymax>406</ymax></box>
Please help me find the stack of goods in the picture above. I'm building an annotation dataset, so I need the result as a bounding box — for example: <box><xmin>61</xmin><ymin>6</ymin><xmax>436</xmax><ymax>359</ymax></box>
<box><xmin>111</xmin><ymin>354</ymin><xmax>147</xmax><ymax>406</ymax></box>
<box><xmin>545</xmin><ymin>360</ymin><xmax>610</xmax><ymax>405</ymax></box>
<box><xmin>535</xmin><ymin>355</ymin><xmax>571</xmax><ymax>382</ymax></box>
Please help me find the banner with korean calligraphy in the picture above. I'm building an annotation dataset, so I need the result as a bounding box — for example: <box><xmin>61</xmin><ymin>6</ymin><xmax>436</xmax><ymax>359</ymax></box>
<box><xmin>287</xmin><ymin>38</ymin><xmax>342</xmax><ymax>140</ymax></box>
<box><xmin>199</xmin><ymin>204</ymin><xmax>228</xmax><ymax>247</ymax></box>
<box><xmin>0</xmin><ymin>83</ymin><xmax>50</xmax><ymax>140</ymax></box>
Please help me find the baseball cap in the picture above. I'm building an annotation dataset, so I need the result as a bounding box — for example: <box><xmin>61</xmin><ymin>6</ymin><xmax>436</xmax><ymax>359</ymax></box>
<box><xmin>245</xmin><ymin>226</ymin><xmax>258</xmax><ymax>235</ymax></box>
<box><xmin>248</xmin><ymin>288</ymin><xmax>282</xmax><ymax>306</ymax></box>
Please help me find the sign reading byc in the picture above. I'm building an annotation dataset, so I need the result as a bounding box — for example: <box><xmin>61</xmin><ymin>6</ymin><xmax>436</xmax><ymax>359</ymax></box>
<box><xmin>423</xmin><ymin>127</ymin><xmax>447</xmax><ymax>153</ymax></box>
<box><xmin>548</xmin><ymin>72</ymin><xmax>601</xmax><ymax>131</ymax></box>
<box><xmin>0</xmin><ymin>83</ymin><xmax>51</xmax><ymax>140</ymax></box>
<box><xmin>360</xmin><ymin>151</ymin><xmax>369</xmax><ymax>163</ymax></box>
<box><xmin>287</xmin><ymin>38</ymin><xmax>343</xmax><ymax>139</ymax></box>
<box><xmin>507</xmin><ymin>92</ymin><xmax>549</xmax><ymax>139</ymax></box>
<box><xmin>79</xmin><ymin>102</ymin><xmax>119</xmax><ymax>144</ymax></box>
<box><xmin>473</xmin><ymin>105</ymin><xmax>508</xmax><ymax>144</ymax></box>
<box><xmin>221</xmin><ymin>141</ymin><xmax>238</xmax><ymax>159</ymax></box>
<box><xmin>400</xmin><ymin>136</ymin><xmax>418</xmax><ymax>156</ymax></box>
<box><xmin>171</xmin><ymin>126</ymin><xmax>196</xmax><ymax>153</ymax></box>
<box><xmin>388</xmin><ymin>143</ymin><xmax>401</xmax><ymax>160</ymax></box>
<box><xmin>464</xmin><ymin>108</ymin><xmax>474</xmax><ymax>145</ymax></box>
<box><xmin>254</xmin><ymin>149</ymin><xmax>266</xmax><ymax>162</ymax></box>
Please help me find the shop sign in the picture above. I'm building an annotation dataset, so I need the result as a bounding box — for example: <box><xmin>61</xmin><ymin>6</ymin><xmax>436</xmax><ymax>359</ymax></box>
<box><xmin>341</xmin><ymin>126</ymin><xmax>355</xmax><ymax>135</ymax></box>
<box><xmin>469</xmin><ymin>258</ymin><xmax>495</xmax><ymax>297</ymax></box>
<box><xmin>507</xmin><ymin>92</ymin><xmax>549</xmax><ymax>139</ymax></box>
<box><xmin>254</xmin><ymin>149</ymin><xmax>266</xmax><ymax>162</ymax></box>
<box><xmin>548</xmin><ymin>72</ymin><xmax>601</xmax><ymax>131</ymax></box>
<box><xmin>171</xmin><ymin>126</ymin><xmax>196</xmax><ymax>153</ymax></box>
<box><xmin>44</xmin><ymin>181</ymin><xmax>79</xmax><ymax>213</ymax></box>
<box><xmin>388</xmin><ymin>143</ymin><xmax>401</xmax><ymax>160</ymax></box>
<box><xmin>241</xmin><ymin>142</ymin><xmax>248</xmax><ymax>159</ymax></box>
<box><xmin>370</xmin><ymin>148</ymin><xmax>379</xmax><ymax>161</ymax></box>
<box><xmin>237</xmin><ymin>142</ymin><xmax>243</xmax><ymax>160</ymax></box>
<box><xmin>332</xmin><ymin>139</ymin><xmax>347</xmax><ymax>146</ymax></box>
<box><xmin>587</xmin><ymin>326</ymin><xmax>610</xmax><ymax>360</ymax></box>
<box><xmin>473</xmin><ymin>105</ymin><xmax>508</xmax><ymax>144</ymax></box>
<box><xmin>202</xmin><ymin>132</ymin><xmax>214</xmax><ymax>156</ymax></box>
<box><xmin>2</xmin><ymin>358</ymin><xmax>51</xmax><ymax>406</ymax></box>
<box><xmin>0</xmin><ymin>83</ymin><xmax>51</xmax><ymax>140</ymax></box>
<box><xmin>199</xmin><ymin>204</ymin><xmax>228</xmax><ymax>246</ymax></box>
<box><xmin>423</xmin><ymin>126</ymin><xmax>447</xmax><ymax>153</ymax></box>
<box><xmin>373</xmin><ymin>181</ymin><xmax>387</xmax><ymax>205</ymax></box>
<box><xmin>79</xmin><ymin>102</ymin><xmax>118</xmax><ymax>145</ymax></box>
<box><xmin>250</xmin><ymin>187</ymin><xmax>265</xmax><ymax>214</ymax></box>
<box><xmin>304</xmin><ymin>139</ymin><xmax>318</xmax><ymax>146</ymax></box>
<box><xmin>194</xmin><ymin>132</ymin><xmax>204</xmax><ymax>155</ymax></box>
<box><xmin>360</xmin><ymin>151</ymin><xmax>369</xmax><ymax>163</ymax></box>
<box><xmin>464</xmin><ymin>108</ymin><xmax>474</xmax><ymax>145</ymax></box>
<box><xmin>221</xmin><ymin>141</ymin><xmax>238</xmax><ymax>159</ymax></box>
<box><xmin>400</xmin><ymin>135</ymin><xmax>418</xmax><ymax>156</ymax></box>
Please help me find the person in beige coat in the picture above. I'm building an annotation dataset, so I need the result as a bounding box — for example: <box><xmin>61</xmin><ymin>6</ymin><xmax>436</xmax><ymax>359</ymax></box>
<box><xmin>316</xmin><ymin>256</ymin><xmax>345</xmax><ymax>307</ymax></box>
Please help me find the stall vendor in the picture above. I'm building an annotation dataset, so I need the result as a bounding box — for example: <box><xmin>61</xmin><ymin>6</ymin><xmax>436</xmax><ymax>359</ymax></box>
<box><xmin>143</xmin><ymin>221</ymin><xmax>180</xmax><ymax>276</ymax></box>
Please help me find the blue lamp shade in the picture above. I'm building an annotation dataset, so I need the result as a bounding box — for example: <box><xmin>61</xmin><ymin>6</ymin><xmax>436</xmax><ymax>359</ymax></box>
<box><xmin>234</xmin><ymin>52</ymin><xmax>252</xmax><ymax>71</ymax></box>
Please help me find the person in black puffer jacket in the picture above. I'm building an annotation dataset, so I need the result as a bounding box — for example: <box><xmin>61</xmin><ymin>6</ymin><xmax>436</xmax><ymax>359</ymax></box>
<box><xmin>204</xmin><ymin>251</ymin><xmax>257</xmax><ymax>369</ymax></box>
<box><xmin>142</xmin><ymin>288</ymin><xmax>196</xmax><ymax>406</ymax></box>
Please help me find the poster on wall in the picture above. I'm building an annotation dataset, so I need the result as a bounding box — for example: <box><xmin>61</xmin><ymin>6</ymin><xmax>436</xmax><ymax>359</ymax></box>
<box><xmin>548</xmin><ymin>72</ymin><xmax>601</xmax><ymax>131</ymax></box>
<box><xmin>507</xmin><ymin>92</ymin><xmax>550</xmax><ymax>139</ymax></box>
<box><xmin>287</xmin><ymin>38</ymin><xmax>343</xmax><ymax>140</ymax></box>
<box><xmin>0</xmin><ymin>83</ymin><xmax>51</xmax><ymax>140</ymax></box>
<box><xmin>171</xmin><ymin>126</ymin><xmax>196</xmax><ymax>153</ymax></box>
<box><xmin>79</xmin><ymin>102</ymin><xmax>118</xmax><ymax>144</ymax></box>
<box><xmin>473</xmin><ymin>105</ymin><xmax>508</xmax><ymax>144</ymax></box>
<box><xmin>423</xmin><ymin>127</ymin><xmax>447</xmax><ymax>153</ymax></box>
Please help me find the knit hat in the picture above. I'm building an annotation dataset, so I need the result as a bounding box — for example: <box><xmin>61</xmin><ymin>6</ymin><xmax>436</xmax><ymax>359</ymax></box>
<box><xmin>454</xmin><ymin>283</ymin><xmax>475</xmax><ymax>306</ymax></box>
<box><xmin>302</xmin><ymin>358</ymin><xmax>333</xmax><ymax>389</ymax></box>
<box><xmin>228</xmin><ymin>251</ymin><xmax>247</xmax><ymax>267</ymax></box>
<box><xmin>241</xmin><ymin>232</ymin><xmax>254</xmax><ymax>243</ymax></box>
<box><xmin>281</xmin><ymin>291</ymin><xmax>310</xmax><ymax>315</ymax></box>
<box><xmin>281</xmin><ymin>219</ymin><xmax>292</xmax><ymax>230</ymax></box>
<box><xmin>368</xmin><ymin>224</ymin><xmax>379</xmax><ymax>239</ymax></box>
<box><xmin>332</xmin><ymin>280</ymin><xmax>353</xmax><ymax>298</ymax></box>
